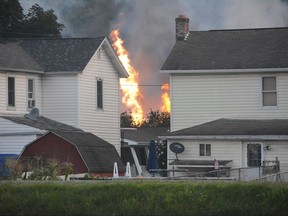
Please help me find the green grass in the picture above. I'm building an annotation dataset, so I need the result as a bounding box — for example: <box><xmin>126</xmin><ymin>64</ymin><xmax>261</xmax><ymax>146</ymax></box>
<box><xmin>0</xmin><ymin>181</ymin><xmax>288</xmax><ymax>215</ymax></box>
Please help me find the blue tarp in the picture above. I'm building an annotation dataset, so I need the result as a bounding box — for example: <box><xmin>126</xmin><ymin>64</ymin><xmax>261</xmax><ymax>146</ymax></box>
<box><xmin>0</xmin><ymin>154</ymin><xmax>19</xmax><ymax>177</ymax></box>
<box><xmin>146</xmin><ymin>140</ymin><xmax>159</xmax><ymax>172</ymax></box>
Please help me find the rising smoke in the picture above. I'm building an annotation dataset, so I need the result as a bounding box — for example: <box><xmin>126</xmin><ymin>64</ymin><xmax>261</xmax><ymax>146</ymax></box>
<box><xmin>20</xmin><ymin>0</ymin><xmax>288</xmax><ymax>114</ymax></box>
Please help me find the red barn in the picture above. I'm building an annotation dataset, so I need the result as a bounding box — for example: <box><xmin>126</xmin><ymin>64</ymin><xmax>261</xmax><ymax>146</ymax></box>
<box><xmin>19</xmin><ymin>131</ymin><xmax>125</xmax><ymax>177</ymax></box>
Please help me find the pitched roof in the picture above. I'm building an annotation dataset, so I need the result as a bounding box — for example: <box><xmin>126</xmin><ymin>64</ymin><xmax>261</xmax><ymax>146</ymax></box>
<box><xmin>2</xmin><ymin>116</ymin><xmax>82</xmax><ymax>132</ymax></box>
<box><xmin>53</xmin><ymin>131</ymin><xmax>125</xmax><ymax>173</ymax></box>
<box><xmin>0</xmin><ymin>41</ymin><xmax>42</xmax><ymax>72</ymax></box>
<box><xmin>165</xmin><ymin>119</ymin><xmax>288</xmax><ymax>136</ymax></box>
<box><xmin>162</xmin><ymin>27</ymin><xmax>288</xmax><ymax>71</ymax></box>
<box><xmin>0</xmin><ymin>37</ymin><xmax>128</xmax><ymax>77</ymax></box>
<box><xmin>121</xmin><ymin>127</ymin><xmax>169</xmax><ymax>144</ymax></box>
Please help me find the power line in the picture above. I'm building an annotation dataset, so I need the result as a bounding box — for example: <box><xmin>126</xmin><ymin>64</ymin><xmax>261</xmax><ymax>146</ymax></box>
<box><xmin>121</xmin><ymin>84</ymin><xmax>168</xmax><ymax>87</ymax></box>
<box><xmin>0</xmin><ymin>31</ymin><xmax>60</xmax><ymax>37</ymax></box>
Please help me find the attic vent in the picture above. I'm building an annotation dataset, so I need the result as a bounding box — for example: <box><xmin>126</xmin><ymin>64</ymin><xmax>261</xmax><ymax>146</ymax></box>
<box><xmin>25</xmin><ymin>107</ymin><xmax>39</xmax><ymax>120</ymax></box>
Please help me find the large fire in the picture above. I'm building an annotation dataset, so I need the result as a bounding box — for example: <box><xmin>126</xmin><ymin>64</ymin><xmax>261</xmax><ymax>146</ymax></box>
<box><xmin>160</xmin><ymin>83</ymin><xmax>171</xmax><ymax>113</ymax></box>
<box><xmin>110</xmin><ymin>29</ymin><xmax>144</xmax><ymax>126</ymax></box>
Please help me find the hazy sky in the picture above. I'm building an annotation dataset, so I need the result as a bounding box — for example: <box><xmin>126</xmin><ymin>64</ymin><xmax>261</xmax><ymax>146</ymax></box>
<box><xmin>19</xmin><ymin>0</ymin><xmax>288</xmax><ymax>114</ymax></box>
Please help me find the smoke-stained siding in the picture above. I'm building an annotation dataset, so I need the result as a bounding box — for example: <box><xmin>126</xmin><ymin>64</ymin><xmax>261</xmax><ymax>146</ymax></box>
<box><xmin>171</xmin><ymin>73</ymin><xmax>288</xmax><ymax>132</ymax></box>
<box><xmin>78</xmin><ymin>46</ymin><xmax>121</xmax><ymax>155</ymax></box>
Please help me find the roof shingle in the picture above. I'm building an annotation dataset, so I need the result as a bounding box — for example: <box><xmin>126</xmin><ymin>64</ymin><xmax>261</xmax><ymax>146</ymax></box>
<box><xmin>162</xmin><ymin>27</ymin><xmax>288</xmax><ymax>71</ymax></box>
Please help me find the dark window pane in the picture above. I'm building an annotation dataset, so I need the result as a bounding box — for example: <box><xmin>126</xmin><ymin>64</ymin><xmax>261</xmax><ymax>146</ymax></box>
<box><xmin>97</xmin><ymin>80</ymin><xmax>103</xmax><ymax>108</ymax></box>
<box><xmin>263</xmin><ymin>92</ymin><xmax>277</xmax><ymax>106</ymax></box>
<box><xmin>8</xmin><ymin>77</ymin><xmax>15</xmax><ymax>106</ymax></box>
<box><xmin>28</xmin><ymin>79</ymin><xmax>34</xmax><ymax>92</ymax></box>
<box><xmin>262</xmin><ymin>77</ymin><xmax>276</xmax><ymax>91</ymax></box>
<box><xmin>199</xmin><ymin>144</ymin><xmax>204</xmax><ymax>156</ymax></box>
<box><xmin>206</xmin><ymin>144</ymin><xmax>211</xmax><ymax>156</ymax></box>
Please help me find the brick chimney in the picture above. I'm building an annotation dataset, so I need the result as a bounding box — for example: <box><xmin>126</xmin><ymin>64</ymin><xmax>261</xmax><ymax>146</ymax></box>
<box><xmin>175</xmin><ymin>15</ymin><xmax>189</xmax><ymax>41</ymax></box>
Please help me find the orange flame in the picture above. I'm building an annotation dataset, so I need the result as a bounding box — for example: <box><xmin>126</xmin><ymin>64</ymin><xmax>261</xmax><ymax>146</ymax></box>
<box><xmin>161</xmin><ymin>83</ymin><xmax>170</xmax><ymax>113</ymax></box>
<box><xmin>110</xmin><ymin>29</ymin><xmax>144</xmax><ymax>126</ymax></box>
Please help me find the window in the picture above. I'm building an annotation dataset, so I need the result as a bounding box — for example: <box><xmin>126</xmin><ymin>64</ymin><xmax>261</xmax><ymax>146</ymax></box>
<box><xmin>262</xmin><ymin>77</ymin><xmax>277</xmax><ymax>106</ymax></box>
<box><xmin>247</xmin><ymin>143</ymin><xmax>262</xmax><ymax>167</ymax></box>
<box><xmin>27</xmin><ymin>79</ymin><xmax>35</xmax><ymax>109</ymax></box>
<box><xmin>97</xmin><ymin>79</ymin><xmax>103</xmax><ymax>109</ymax></box>
<box><xmin>199</xmin><ymin>144</ymin><xmax>211</xmax><ymax>156</ymax></box>
<box><xmin>8</xmin><ymin>77</ymin><xmax>15</xmax><ymax>107</ymax></box>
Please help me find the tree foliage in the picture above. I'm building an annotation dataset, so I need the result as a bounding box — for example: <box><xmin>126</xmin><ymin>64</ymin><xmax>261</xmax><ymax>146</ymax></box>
<box><xmin>0</xmin><ymin>0</ymin><xmax>64</xmax><ymax>38</ymax></box>
<box><xmin>120</xmin><ymin>109</ymin><xmax>170</xmax><ymax>128</ymax></box>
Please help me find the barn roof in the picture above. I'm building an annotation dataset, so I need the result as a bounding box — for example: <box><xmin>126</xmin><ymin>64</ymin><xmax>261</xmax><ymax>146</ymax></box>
<box><xmin>161</xmin><ymin>27</ymin><xmax>288</xmax><ymax>71</ymax></box>
<box><xmin>162</xmin><ymin>119</ymin><xmax>288</xmax><ymax>137</ymax></box>
<box><xmin>53</xmin><ymin>131</ymin><xmax>125</xmax><ymax>173</ymax></box>
<box><xmin>2</xmin><ymin>116</ymin><xmax>82</xmax><ymax>132</ymax></box>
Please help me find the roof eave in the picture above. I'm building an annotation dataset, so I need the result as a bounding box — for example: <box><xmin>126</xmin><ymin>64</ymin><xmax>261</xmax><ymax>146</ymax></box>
<box><xmin>160</xmin><ymin>68</ymin><xmax>288</xmax><ymax>75</ymax></box>
<box><xmin>102</xmin><ymin>38</ymin><xmax>129</xmax><ymax>78</ymax></box>
<box><xmin>44</xmin><ymin>71</ymin><xmax>82</xmax><ymax>75</ymax></box>
<box><xmin>159</xmin><ymin>135</ymin><xmax>288</xmax><ymax>141</ymax></box>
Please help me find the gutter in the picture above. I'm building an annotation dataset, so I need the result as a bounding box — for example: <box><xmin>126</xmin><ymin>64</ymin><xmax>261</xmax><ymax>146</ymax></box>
<box><xmin>158</xmin><ymin>135</ymin><xmax>288</xmax><ymax>141</ymax></box>
<box><xmin>44</xmin><ymin>71</ymin><xmax>81</xmax><ymax>75</ymax></box>
<box><xmin>160</xmin><ymin>68</ymin><xmax>288</xmax><ymax>75</ymax></box>
<box><xmin>0</xmin><ymin>130</ymin><xmax>46</xmax><ymax>136</ymax></box>
<box><xmin>0</xmin><ymin>67</ymin><xmax>44</xmax><ymax>74</ymax></box>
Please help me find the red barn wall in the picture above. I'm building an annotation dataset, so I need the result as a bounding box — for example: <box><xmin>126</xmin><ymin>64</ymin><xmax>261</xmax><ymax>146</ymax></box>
<box><xmin>21</xmin><ymin>133</ymin><xmax>88</xmax><ymax>174</ymax></box>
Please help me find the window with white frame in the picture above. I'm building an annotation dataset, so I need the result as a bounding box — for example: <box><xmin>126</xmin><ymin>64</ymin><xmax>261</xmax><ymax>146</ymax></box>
<box><xmin>199</xmin><ymin>144</ymin><xmax>211</xmax><ymax>156</ymax></box>
<box><xmin>7</xmin><ymin>77</ymin><xmax>15</xmax><ymax>107</ymax></box>
<box><xmin>97</xmin><ymin>79</ymin><xmax>103</xmax><ymax>109</ymax></box>
<box><xmin>262</xmin><ymin>77</ymin><xmax>277</xmax><ymax>107</ymax></box>
<box><xmin>27</xmin><ymin>79</ymin><xmax>35</xmax><ymax>109</ymax></box>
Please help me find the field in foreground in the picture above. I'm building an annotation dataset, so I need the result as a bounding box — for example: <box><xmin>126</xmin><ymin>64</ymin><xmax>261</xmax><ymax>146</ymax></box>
<box><xmin>0</xmin><ymin>180</ymin><xmax>288</xmax><ymax>216</ymax></box>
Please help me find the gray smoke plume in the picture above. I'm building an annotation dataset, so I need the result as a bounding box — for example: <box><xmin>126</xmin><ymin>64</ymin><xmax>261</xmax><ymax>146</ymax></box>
<box><xmin>20</xmin><ymin>0</ymin><xmax>288</xmax><ymax>115</ymax></box>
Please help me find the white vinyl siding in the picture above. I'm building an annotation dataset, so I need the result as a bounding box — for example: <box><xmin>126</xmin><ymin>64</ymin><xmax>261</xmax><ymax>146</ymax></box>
<box><xmin>264</xmin><ymin>141</ymin><xmax>288</xmax><ymax>173</ymax></box>
<box><xmin>0</xmin><ymin>72</ymin><xmax>42</xmax><ymax>115</ymax></box>
<box><xmin>0</xmin><ymin>118</ymin><xmax>41</xmax><ymax>155</ymax></box>
<box><xmin>167</xmin><ymin>139</ymin><xmax>242</xmax><ymax>170</ymax></box>
<box><xmin>78</xmin><ymin>47</ymin><xmax>121</xmax><ymax>154</ymax></box>
<box><xmin>42</xmin><ymin>74</ymin><xmax>78</xmax><ymax>127</ymax></box>
<box><xmin>171</xmin><ymin>73</ymin><xmax>288</xmax><ymax>131</ymax></box>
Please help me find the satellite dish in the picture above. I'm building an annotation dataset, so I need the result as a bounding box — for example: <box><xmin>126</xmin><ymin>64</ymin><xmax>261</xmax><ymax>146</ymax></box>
<box><xmin>25</xmin><ymin>107</ymin><xmax>39</xmax><ymax>120</ymax></box>
<box><xmin>170</xmin><ymin>142</ymin><xmax>185</xmax><ymax>161</ymax></box>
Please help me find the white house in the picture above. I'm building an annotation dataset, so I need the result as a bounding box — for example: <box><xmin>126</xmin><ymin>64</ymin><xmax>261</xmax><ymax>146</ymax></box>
<box><xmin>160</xmin><ymin>15</ymin><xmax>288</xmax><ymax>179</ymax></box>
<box><xmin>0</xmin><ymin>37</ymin><xmax>128</xmax><ymax>155</ymax></box>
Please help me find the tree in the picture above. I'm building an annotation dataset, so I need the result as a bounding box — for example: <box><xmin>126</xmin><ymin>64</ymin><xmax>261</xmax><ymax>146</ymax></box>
<box><xmin>0</xmin><ymin>0</ymin><xmax>23</xmax><ymax>37</ymax></box>
<box><xmin>0</xmin><ymin>1</ymin><xmax>64</xmax><ymax>38</ymax></box>
<box><xmin>21</xmin><ymin>4</ymin><xmax>64</xmax><ymax>38</ymax></box>
<box><xmin>120</xmin><ymin>109</ymin><xmax>170</xmax><ymax>128</ymax></box>
<box><xmin>120</xmin><ymin>110</ymin><xmax>134</xmax><ymax>128</ymax></box>
<box><xmin>142</xmin><ymin>109</ymin><xmax>170</xmax><ymax>127</ymax></box>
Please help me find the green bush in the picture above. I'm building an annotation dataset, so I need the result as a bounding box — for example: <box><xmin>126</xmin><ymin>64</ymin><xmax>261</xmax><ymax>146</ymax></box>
<box><xmin>0</xmin><ymin>181</ymin><xmax>287</xmax><ymax>216</ymax></box>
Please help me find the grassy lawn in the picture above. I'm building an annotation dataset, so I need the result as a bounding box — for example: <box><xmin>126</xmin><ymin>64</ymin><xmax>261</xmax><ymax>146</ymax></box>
<box><xmin>0</xmin><ymin>180</ymin><xmax>287</xmax><ymax>216</ymax></box>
